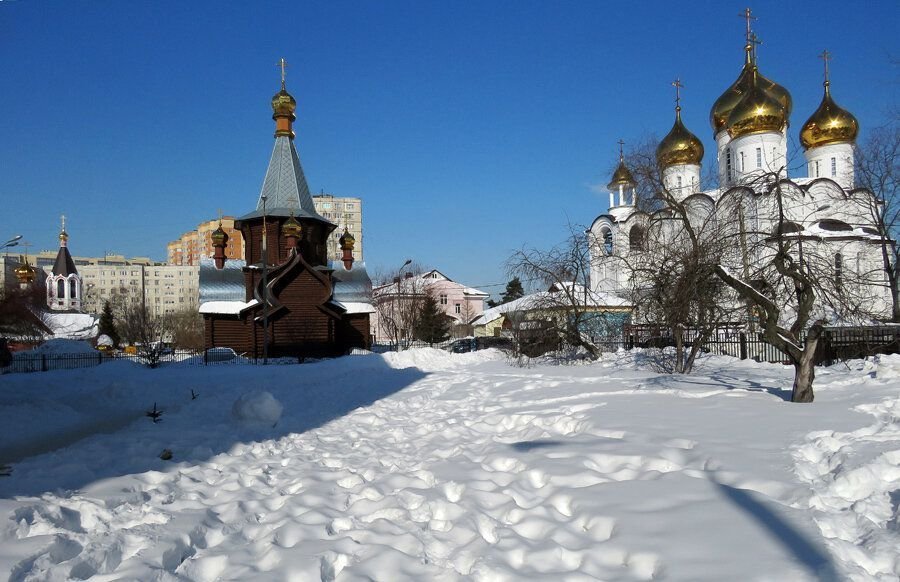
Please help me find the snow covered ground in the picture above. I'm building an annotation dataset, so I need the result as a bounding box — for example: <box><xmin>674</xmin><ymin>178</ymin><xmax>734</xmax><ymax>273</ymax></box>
<box><xmin>0</xmin><ymin>348</ymin><xmax>898</xmax><ymax>581</ymax></box>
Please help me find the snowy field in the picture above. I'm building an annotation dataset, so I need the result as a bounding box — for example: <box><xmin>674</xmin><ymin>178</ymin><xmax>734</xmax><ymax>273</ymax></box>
<box><xmin>0</xmin><ymin>348</ymin><xmax>898</xmax><ymax>581</ymax></box>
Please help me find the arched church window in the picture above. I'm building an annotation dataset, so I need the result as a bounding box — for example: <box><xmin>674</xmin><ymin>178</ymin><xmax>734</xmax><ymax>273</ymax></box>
<box><xmin>602</xmin><ymin>228</ymin><xmax>613</xmax><ymax>255</ymax></box>
<box><xmin>57</xmin><ymin>279</ymin><xmax>65</xmax><ymax>299</ymax></box>
<box><xmin>629</xmin><ymin>226</ymin><xmax>646</xmax><ymax>251</ymax></box>
<box><xmin>70</xmin><ymin>279</ymin><xmax>77</xmax><ymax>299</ymax></box>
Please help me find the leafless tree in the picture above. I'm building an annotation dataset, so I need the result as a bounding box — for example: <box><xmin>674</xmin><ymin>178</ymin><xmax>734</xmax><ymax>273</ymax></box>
<box><xmin>372</xmin><ymin>263</ymin><xmax>426</xmax><ymax>350</ymax></box>
<box><xmin>856</xmin><ymin>123</ymin><xmax>900</xmax><ymax>321</ymax></box>
<box><xmin>507</xmin><ymin>224</ymin><xmax>604</xmax><ymax>359</ymax></box>
<box><xmin>169</xmin><ymin>308</ymin><xmax>204</xmax><ymax>351</ymax></box>
<box><xmin>118</xmin><ymin>302</ymin><xmax>171</xmax><ymax>367</ymax></box>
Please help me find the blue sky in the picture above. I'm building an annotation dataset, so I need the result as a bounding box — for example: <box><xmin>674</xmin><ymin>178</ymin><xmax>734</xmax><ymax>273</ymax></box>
<box><xmin>1</xmin><ymin>1</ymin><xmax>897</xmax><ymax>295</ymax></box>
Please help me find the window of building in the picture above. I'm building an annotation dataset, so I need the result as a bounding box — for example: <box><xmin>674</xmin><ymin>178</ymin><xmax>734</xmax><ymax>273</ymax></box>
<box><xmin>739</xmin><ymin>151</ymin><xmax>745</xmax><ymax>172</ymax></box>
<box><xmin>440</xmin><ymin>294</ymin><xmax>447</xmax><ymax>305</ymax></box>
<box><xmin>831</xmin><ymin>157</ymin><xmax>837</xmax><ymax>177</ymax></box>
<box><xmin>756</xmin><ymin>147</ymin><xmax>762</xmax><ymax>168</ymax></box>
<box><xmin>629</xmin><ymin>225</ymin><xmax>646</xmax><ymax>251</ymax></box>
<box><xmin>676</xmin><ymin>176</ymin><xmax>682</xmax><ymax>189</ymax></box>
<box><xmin>455</xmin><ymin>304</ymin><xmax>461</xmax><ymax>314</ymax></box>
<box><xmin>815</xmin><ymin>160</ymin><xmax>820</xmax><ymax>178</ymax></box>
<box><xmin>725</xmin><ymin>149</ymin><xmax>733</xmax><ymax>182</ymax></box>
<box><xmin>70</xmin><ymin>279</ymin><xmax>77</xmax><ymax>298</ymax></box>
<box><xmin>602</xmin><ymin>228</ymin><xmax>613</xmax><ymax>255</ymax></box>
<box><xmin>835</xmin><ymin>253</ymin><xmax>843</xmax><ymax>292</ymax></box>
<box><xmin>56</xmin><ymin>280</ymin><xmax>65</xmax><ymax>298</ymax></box>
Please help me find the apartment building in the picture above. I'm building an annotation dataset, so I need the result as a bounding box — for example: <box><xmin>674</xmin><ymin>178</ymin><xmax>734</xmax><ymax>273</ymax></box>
<box><xmin>312</xmin><ymin>194</ymin><xmax>364</xmax><ymax>262</ymax></box>
<box><xmin>167</xmin><ymin>217</ymin><xmax>244</xmax><ymax>266</ymax></box>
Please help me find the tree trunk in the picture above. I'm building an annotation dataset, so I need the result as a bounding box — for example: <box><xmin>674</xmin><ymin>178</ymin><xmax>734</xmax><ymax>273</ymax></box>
<box><xmin>790</xmin><ymin>324</ymin><xmax>824</xmax><ymax>403</ymax></box>
<box><xmin>673</xmin><ymin>324</ymin><xmax>685</xmax><ymax>374</ymax></box>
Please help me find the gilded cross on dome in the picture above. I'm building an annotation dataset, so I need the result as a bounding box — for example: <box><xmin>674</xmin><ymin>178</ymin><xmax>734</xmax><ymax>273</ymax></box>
<box><xmin>819</xmin><ymin>49</ymin><xmax>832</xmax><ymax>85</ymax></box>
<box><xmin>617</xmin><ymin>139</ymin><xmax>625</xmax><ymax>161</ymax></box>
<box><xmin>60</xmin><ymin>214</ymin><xmax>66</xmax><ymax>232</ymax></box>
<box><xmin>672</xmin><ymin>78</ymin><xmax>683</xmax><ymax>111</ymax></box>
<box><xmin>740</xmin><ymin>8</ymin><xmax>756</xmax><ymax>44</ymax></box>
<box><xmin>278</xmin><ymin>58</ymin><xmax>289</xmax><ymax>89</ymax></box>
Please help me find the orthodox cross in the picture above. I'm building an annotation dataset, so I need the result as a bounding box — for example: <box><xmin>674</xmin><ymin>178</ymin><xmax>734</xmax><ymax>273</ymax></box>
<box><xmin>617</xmin><ymin>139</ymin><xmax>625</xmax><ymax>161</ymax></box>
<box><xmin>217</xmin><ymin>208</ymin><xmax>223</xmax><ymax>226</ymax></box>
<box><xmin>672</xmin><ymin>78</ymin><xmax>683</xmax><ymax>111</ymax></box>
<box><xmin>740</xmin><ymin>7</ymin><xmax>756</xmax><ymax>44</ymax></box>
<box><xmin>278</xmin><ymin>58</ymin><xmax>288</xmax><ymax>89</ymax></box>
<box><xmin>60</xmin><ymin>214</ymin><xmax>66</xmax><ymax>233</ymax></box>
<box><xmin>819</xmin><ymin>49</ymin><xmax>832</xmax><ymax>85</ymax></box>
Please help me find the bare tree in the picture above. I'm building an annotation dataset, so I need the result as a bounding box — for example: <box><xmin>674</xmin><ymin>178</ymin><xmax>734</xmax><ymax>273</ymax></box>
<box><xmin>372</xmin><ymin>263</ymin><xmax>426</xmax><ymax>350</ymax></box>
<box><xmin>856</xmin><ymin>123</ymin><xmax>900</xmax><ymax>321</ymax></box>
<box><xmin>507</xmin><ymin>224</ymin><xmax>604</xmax><ymax>359</ymax></box>
<box><xmin>118</xmin><ymin>302</ymin><xmax>170</xmax><ymax>367</ymax></box>
<box><xmin>169</xmin><ymin>308</ymin><xmax>204</xmax><ymax>350</ymax></box>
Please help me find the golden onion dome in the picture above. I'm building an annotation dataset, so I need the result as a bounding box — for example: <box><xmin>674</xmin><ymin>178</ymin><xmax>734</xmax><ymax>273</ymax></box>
<box><xmin>726</xmin><ymin>68</ymin><xmax>787</xmax><ymax>139</ymax></box>
<box><xmin>281</xmin><ymin>214</ymin><xmax>302</xmax><ymax>238</ymax></box>
<box><xmin>607</xmin><ymin>158</ymin><xmax>636</xmax><ymax>191</ymax></box>
<box><xmin>710</xmin><ymin>46</ymin><xmax>792</xmax><ymax>135</ymax></box>
<box><xmin>271</xmin><ymin>87</ymin><xmax>297</xmax><ymax>119</ymax></box>
<box><xmin>657</xmin><ymin>107</ymin><xmax>705</xmax><ymax>167</ymax></box>
<box><xmin>210</xmin><ymin>224</ymin><xmax>229</xmax><ymax>247</ymax></box>
<box><xmin>14</xmin><ymin>261</ymin><xmax>36</xmax><ymax>283</ymax></box>
<box><xmin>339</xmin><ymin>228</ymin><xmax>355</xmax><ymax>250</ymax></box>
<box><xmin>800</xmin><ymin>83</ymin><xmax>858</xmax><ymax>150</ymax></box>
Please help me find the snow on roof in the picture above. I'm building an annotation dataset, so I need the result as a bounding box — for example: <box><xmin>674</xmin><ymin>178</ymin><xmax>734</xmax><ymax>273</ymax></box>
<box><xmin>472</xmin><ymin>286</ymin><xmax>631</xmax><ymax>326</ymax></box>
<box><xmin>332</xmin><ymin>301</ymin><xmax>377</xmax><ymax>314</ymax></box>
<box><xmin>198</xmin><ymin>299</ymin><xmax>259</xmax><ymax>315</ymax></box>
<box><xmin>41</xmin><ymin>312</ymin><xmax>98</xmax><ymax>340</ymax></box>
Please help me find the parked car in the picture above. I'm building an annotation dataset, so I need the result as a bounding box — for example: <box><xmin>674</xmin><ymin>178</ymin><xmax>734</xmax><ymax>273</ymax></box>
<box><xmin>205</xmin><ymin>347</ymin><xmax>238</xmax><ymax>362</ymax></box>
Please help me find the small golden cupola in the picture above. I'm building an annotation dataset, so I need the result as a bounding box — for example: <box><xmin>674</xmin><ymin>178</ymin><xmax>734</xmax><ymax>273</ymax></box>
<box><xmin>607</xmin><ymin>151</ymin><xmax>636</xmax><ymax>191</ymax></box>
<box><xmin>210</xmin><ymin>224</ymin><xmax>229</xmax><ymax>247</ymax></box>
<box><xmin>726</xmin><ymin>66</ymin><xmax>787</xmax><ymax>138</ymax></box>
<box><xmin>281</xmin><ymin>213</ymin><xmax>303</xmax><ymax>250</ymax></box>
<box><xmin>14</xmin><ymin>260</ymin><xmax>36</xmax><ymax>285</ymax></box>
<box><xmin>658</xmin><ymin>80</ymin><xmax>704</xmax><ymax>168</ymax></box>
<box><xmin>272</xmin><ymin>58</ymin><xmax>297</xmax><ymax>137</ymax></box>
<box><xmin>339</xmin><ymin>228</ymin><xmax>355</xmax><ymax>251</ymax></box>
<box><xmin>800</xmin><ymin>51</ymin><xmax>858</xmax><ymax>150</ymax></box>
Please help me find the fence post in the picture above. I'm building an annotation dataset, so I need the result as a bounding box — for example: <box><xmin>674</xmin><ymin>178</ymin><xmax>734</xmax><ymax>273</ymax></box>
<box><xmin>739</xmin><ymin>332</ymin><xmax>747</xmax><ymax>360</ymax></box>
<box><xmin>42</xmin><ymin>354</ymin><xmax>47</xmax><ymax>372</ymax></box>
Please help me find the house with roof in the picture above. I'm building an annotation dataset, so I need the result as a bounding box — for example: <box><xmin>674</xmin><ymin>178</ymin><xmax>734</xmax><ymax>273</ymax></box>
<box><xmin>471</xmin><ymin>283</ymin><xmax>632</xmax><ymax>352</ymax></box>
<box><xmin>371</xmin><ymin>269</ymin><xmax>489</xmax><ymax>344</ymax></box>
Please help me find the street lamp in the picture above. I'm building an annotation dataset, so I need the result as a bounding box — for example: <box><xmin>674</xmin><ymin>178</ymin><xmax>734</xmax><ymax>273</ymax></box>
<box><xmin>396</xmin><ymin>259</ymin><xmax>412</xmax><ymax>350</ymax></box>
<box><xmin>261</xmin><ymin>195</ymin><xmax>269</xmax><ymax>364</ymax></box>
<box><xmin>2</xmin><ymin>235</ymin><xmax>22</xmax><ymax>259</ymax></box>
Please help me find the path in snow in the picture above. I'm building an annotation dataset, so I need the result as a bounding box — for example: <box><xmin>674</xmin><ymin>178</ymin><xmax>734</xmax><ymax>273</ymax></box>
<box><xmin>2</xmin><ymin>350</ymin><xmax>896</xmax><ymax>580</ymax></box>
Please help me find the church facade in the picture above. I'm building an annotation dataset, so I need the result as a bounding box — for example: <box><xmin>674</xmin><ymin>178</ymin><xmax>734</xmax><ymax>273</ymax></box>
<box><xmin>589</xmin><ymin>17</ymin><xmax>892</xmax><ymax>324</ymax></box>
<box><xmin>199</xmin><ymin>69</ymin><xmax>374</xmax><ymax>358</ymax></box>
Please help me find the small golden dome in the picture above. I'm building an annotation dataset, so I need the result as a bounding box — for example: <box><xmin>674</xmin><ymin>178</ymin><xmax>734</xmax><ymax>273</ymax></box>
<box><xmin>726</xmin><ymin>68</ymin><xmax>787</xmax><ymax>139</ymax></box>
<box><xmin>58</xmin><ymin>230</ymin><xmax>68</xmax><ymax>243</ymax></box>
<box><xmin>281</xmin><ymin>215</ymin><xmax>302</xmax><ymax>238</ymax></box>
<box><xmin>657</xmin><ymin>108</ymin><xmax>705</xmax><ymax>167</ymax></box>
<box><xmin>710</xmin><ymin>46</ymin><xmax>792</xmax><ymax>135</ymax></box>
<box><xmin>14</xmin><ymin>261</ymin><xmax>35</xmax><ymax>283</ymax></box>
<box><xmin>271</xmin><ymin>87</ymin><xmax>297</xmax><ymax>119</ymax></box>
<box><xmin>800</xmin><ymin>83</ymin><xmax>858</xmax><ymax>150</ymax></box>
<box><xmin>211</xmin><ymin>224</ymin><xmax>229</xmax><ymax>247</ymax></box>
<box><xmin>607</xmin><ymin>158</ymin><xmax>635</xmax><ymax>191</ymax></box>
<box><xmin>339</xmin><ymin>229</ymin><xmax>355</xmax><ymax>250</ymax></box>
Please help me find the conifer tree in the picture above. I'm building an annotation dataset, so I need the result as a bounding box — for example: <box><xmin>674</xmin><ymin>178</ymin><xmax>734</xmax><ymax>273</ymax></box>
<box><xmin>98</xmin><ymin>301</ymin><xmax>120</xmax><ymax>347</ymax></box>
<box><xmin>500</xmin><ymin>277</ymin><xmax>525</xmax><ymax>304</ymax></box>
<box><xmin>414</xmin><ymin>294</ymin><xmax>451</xmax><ymax>345</ymax></box>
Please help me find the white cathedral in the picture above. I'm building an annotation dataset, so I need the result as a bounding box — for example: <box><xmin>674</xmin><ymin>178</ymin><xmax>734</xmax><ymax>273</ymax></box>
<box><xmin>588</xmin><ymin>21</ymin><xmax>891</xmax><ymax>323</ymax></box>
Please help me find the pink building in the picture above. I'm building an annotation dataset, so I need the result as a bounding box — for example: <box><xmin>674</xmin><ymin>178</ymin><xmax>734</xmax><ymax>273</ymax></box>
<box><xmin>372</xmin><ymin>269</ymin><xmax>489</xmax><ymax>344</ymax></box>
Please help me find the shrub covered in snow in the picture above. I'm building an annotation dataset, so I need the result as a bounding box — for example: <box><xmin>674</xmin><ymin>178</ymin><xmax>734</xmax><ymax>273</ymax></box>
<box><xmin>231</xmin><ymin>390</ymin><xmax>283</xmax><ymax>426</ymax></box>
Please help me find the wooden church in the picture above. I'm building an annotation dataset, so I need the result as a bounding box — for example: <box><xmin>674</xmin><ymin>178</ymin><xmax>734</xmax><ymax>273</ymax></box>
<box><xmin>199</xmin><ymin>65</ymin><xmax>374</xmax><ymax>358</ymax></box>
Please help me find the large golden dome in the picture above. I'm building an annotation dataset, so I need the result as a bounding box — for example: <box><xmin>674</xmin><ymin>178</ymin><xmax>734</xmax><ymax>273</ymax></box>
<box><xmin>607</xmin><ymin>157</ymin><xmax>636</xmax><ymax>191</ymax></box>
<box><xmin>726</xmin><ymin>68</ymin><xmax>787</xmax><ymax>138</ymax></box>
<box><xmin>710</xmin><ymin>46</ymin><xmax>792</xmax><ymax>135</ymax></box>
<box><xmin>658</xmin><ymin>107</ymin><xmax>704</xmax><ymax>167</ymax></box>
<box><xmin>800</xmin><ymin>83</ymin><xmax>858</xmax><ymax>150</ymax></box>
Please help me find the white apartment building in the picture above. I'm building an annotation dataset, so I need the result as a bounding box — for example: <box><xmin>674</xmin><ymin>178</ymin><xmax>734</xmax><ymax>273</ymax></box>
<box><xmin>313</xmin><ymin>194</ymin><xmax>364</xmax><ymax>262</ymax></box>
